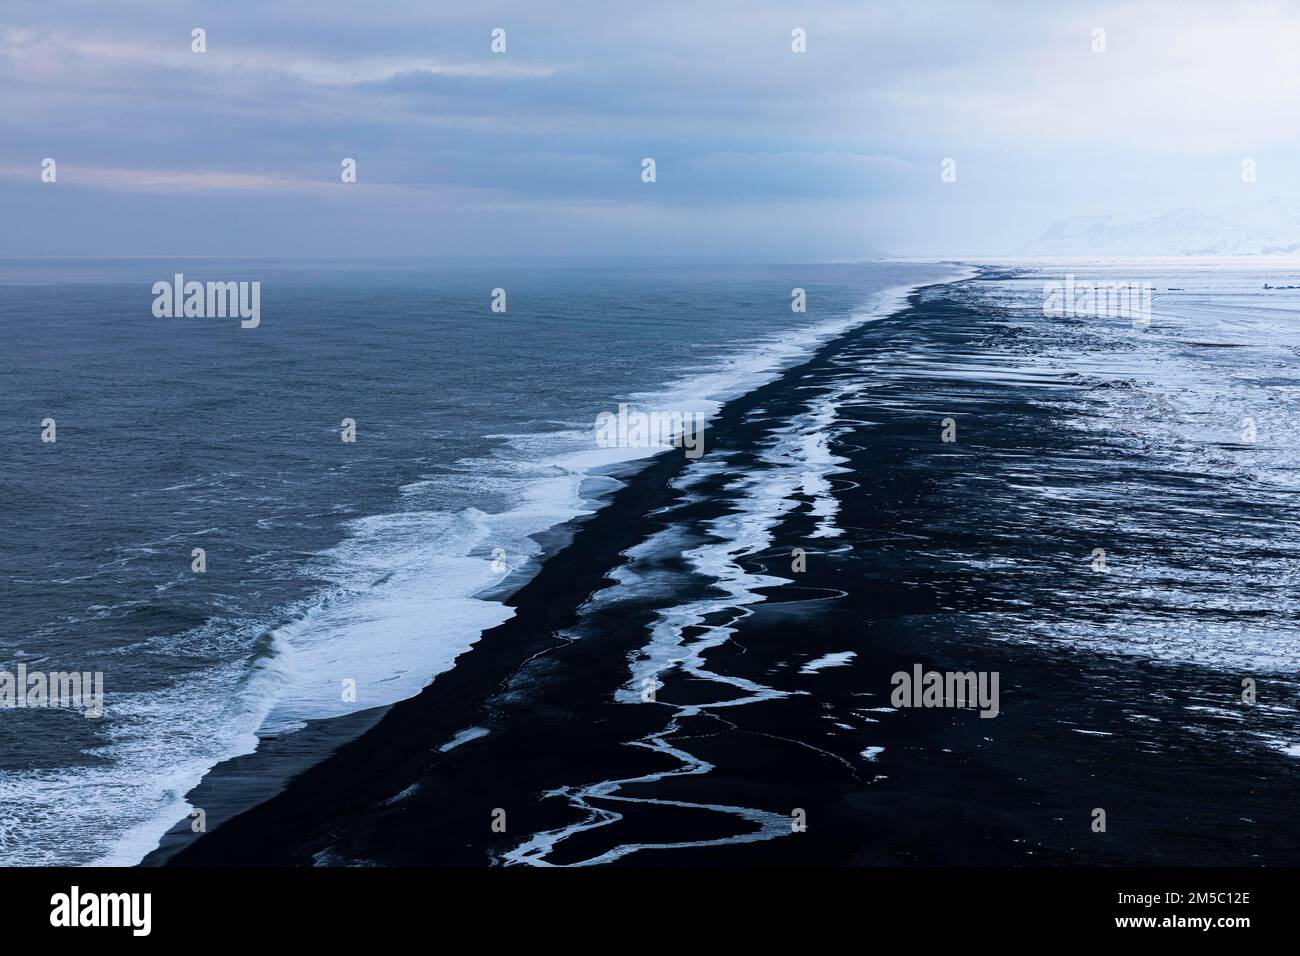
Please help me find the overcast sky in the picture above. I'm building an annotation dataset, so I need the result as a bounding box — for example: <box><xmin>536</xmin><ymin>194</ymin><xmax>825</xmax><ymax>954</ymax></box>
<box><xmin>5</xmin><ymin>0</ymin><xmax>1300</xmax><ymax>258</ymax></box>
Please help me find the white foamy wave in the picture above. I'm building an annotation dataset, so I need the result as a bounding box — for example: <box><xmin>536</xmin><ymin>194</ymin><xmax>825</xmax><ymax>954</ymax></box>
<box><xmin>0</xmin><ymin>625</ymin><xmax>295</xmax><ymax>867</ymax></box>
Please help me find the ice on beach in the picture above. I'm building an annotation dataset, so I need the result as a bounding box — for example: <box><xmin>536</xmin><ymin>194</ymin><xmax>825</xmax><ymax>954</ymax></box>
<box><xmin>800</xmin><ymin>651</ymin><xmax>857</xmax><ymax>674</ymax></box>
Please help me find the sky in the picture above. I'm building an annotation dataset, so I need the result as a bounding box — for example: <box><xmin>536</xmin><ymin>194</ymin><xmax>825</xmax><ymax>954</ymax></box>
<box><xmin>5</xmin><ymin>0</ymin><xmax>1300</xmax><ymax>258</ymax></box>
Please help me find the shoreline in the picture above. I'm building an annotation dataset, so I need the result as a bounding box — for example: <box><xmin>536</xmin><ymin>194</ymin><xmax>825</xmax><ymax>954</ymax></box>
<box><xmin>154</xmin><ymin>432</ymin><xmax>704</xmax><ymax>865</ymax></box>
<box><xmin>143</xmin><ymin>271</ymin><xmax>968</xmax><ymax>866</ymax></box>
<box><xmin>162</xmin><ymin>264</ymin><xmax>1300</xmax><ymax>866</ymax></box>
<box><xmin>138</xmin><ymin>453</ymin><xmax>662</xmax><ymax>866</ymax></box>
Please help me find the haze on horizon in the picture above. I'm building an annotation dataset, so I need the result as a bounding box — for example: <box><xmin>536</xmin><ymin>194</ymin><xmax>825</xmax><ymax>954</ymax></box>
<box><xmin>5</xmin><ymin>0</ymin><xmax>1300</xmax><ymax>259</ymax></box>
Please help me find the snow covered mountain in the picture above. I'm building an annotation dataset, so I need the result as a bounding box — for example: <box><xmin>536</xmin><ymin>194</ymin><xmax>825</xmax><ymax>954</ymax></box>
<box><xmin>1023</xmin><ymin>197</ymin><xmax>1300</xmax><ymax>256</ymax></box>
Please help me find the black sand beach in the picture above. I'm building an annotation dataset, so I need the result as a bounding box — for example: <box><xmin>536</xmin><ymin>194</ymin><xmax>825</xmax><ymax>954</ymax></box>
<box><xmin>153</xmin><ymin>273</ymin><xmax>1300</xmax><ymax>867</ymax></box>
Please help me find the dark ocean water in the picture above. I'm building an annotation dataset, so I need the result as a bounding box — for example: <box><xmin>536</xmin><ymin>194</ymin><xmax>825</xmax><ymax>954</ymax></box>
<box><xmin>0</xmin><ymin>257</ymin><xmax>958</xmax><ymax>864</ymax></box>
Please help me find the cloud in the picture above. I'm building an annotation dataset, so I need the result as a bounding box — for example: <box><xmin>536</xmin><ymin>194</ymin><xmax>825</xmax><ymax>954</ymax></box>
<box><xmin>0</xmin><ymin>162</ymin><xmax>332</xmax><ymax>193</ymax></box>
<box><xmin>4</xmin><ymin>0</ymin><xmax>1300</xmax><ymax>256</ymax></box>
<box><xmin>0</xmin><ymin>27</ymin><xmax>557</xmax><ymax>85</ymax></box>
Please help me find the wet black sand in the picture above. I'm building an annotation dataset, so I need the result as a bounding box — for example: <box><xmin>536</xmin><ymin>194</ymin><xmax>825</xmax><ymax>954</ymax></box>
<box><xmin>155</xmin><ymin>273</ymin><xmax>1300</xmax><ymax>866</ymax></box>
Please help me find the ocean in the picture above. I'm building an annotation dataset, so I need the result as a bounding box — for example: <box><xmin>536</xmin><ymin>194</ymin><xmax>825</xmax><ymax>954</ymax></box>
<box><xmin>0</xmin><ymin>257</ymin><xmax>961</xmax><ymax>865</ymax></box>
